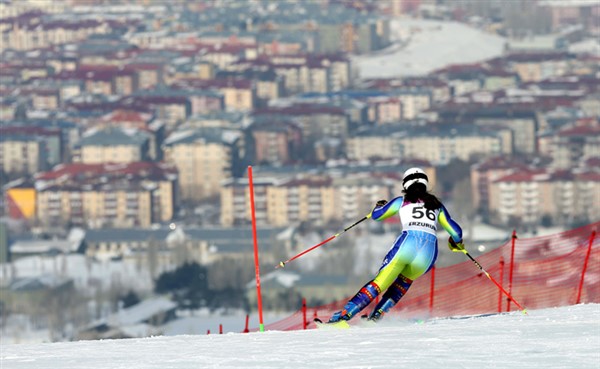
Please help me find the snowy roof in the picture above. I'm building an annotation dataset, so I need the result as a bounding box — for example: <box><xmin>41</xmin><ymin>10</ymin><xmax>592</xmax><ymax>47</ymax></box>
<box><xmin>163</xmin><ymin>128</ymin><xmax>241</xmax><ymax>146</ymax></box>
<box><xmin>10</xmin><ymin>274</ymin><xmax>72</xmax><ymax>291</ymax></box>
<box><xmin>10</xmin><ymin>239</ymin><xmax>82</xmax><ymax>254</ymax></box>
<box><xmin>77</xmin><ymin>127</ymin><xmax>148</xmax><ymax>147</ymax></box>
<box><xmin>247</xmin><ymin>270</ymin><xmax>301</xmax><ymax>289</ymax></box>
<box><xmin>108</xmin><ymin>298</ymin><xmax>177</xmax><ymax>326</ymax></box>
<box><xmin>84</xmin><ymin>227</ymin><xmax>286</xmax><ymax>253</ymax></box>
<box><xmin>245</xmin><ymin>270</ymin><xmax>350</xmax><ymax>290</ymax></box>
<box><xmin>539</xmin><ymin>0</ymin><xmax>599</xmax><ymax>7</ymax></box>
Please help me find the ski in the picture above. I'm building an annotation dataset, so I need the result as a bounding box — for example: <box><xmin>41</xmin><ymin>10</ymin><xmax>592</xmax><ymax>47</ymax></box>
<box><xmin>313</xmin><ymin>318</ymin><xmax>350</xmax><ymax>329</ymax></box>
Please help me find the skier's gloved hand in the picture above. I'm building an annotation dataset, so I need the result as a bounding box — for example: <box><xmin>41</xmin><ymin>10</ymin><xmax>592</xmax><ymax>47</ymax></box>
<box><xmin>375</xmin><ymin>199</ymin><xmax>388</xmax><ymax>207</ymax></box>
<box><xmin>448</xmin><ymin>237</ymin><xmax>465</xmax><ymax>253</ymax></box>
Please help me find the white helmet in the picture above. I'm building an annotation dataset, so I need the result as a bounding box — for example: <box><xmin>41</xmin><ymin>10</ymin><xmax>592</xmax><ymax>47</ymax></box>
<box><xmin>402</xmin><ymin>167</ymin><xmax>429</xmax><ymax>190</ymax></box>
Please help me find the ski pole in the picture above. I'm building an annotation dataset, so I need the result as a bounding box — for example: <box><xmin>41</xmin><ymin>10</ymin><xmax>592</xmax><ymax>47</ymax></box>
<box><xmin>276</xmin><ymin>213</ymin><xmax>372</xmax><ymax>269</ymax></box>
<box><xmin>460</xmin><ymin>248</ymin><xmax>528</xmax><ymax>315</ymax></box>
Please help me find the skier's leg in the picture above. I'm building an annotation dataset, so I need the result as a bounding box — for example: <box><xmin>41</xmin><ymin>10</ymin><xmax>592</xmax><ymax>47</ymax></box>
<box><xmin>328</xmin><ymin>280</ymin><xmax>382</xmax><ymax>322</ymax></box>
<box><xmin>368</xmin><ymin>233</ymin><xmax>438</xmax><ymax>321</ymax></box>
<box><xmin>367</xmin><ymin>274</ymin><xmax>413</xmax><ymax>321</ymax></box>
<box><xmin>329</xmin><ymin>233</ymin><xmax>412</xmax><ymax>323</ymax></box>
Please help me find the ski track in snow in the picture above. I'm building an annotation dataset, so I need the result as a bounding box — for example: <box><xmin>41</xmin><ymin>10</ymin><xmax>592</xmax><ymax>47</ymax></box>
<box><xmin>2</xmin><ymin>304</ymin><xmax>599</xmax><ymax>369</ymax></box>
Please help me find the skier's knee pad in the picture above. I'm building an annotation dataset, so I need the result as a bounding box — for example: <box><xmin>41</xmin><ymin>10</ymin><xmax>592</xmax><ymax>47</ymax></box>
<box><xmin>350</xmin><ymin>281</ymin><xmax>381</xmax><ymax>308</ymax></box>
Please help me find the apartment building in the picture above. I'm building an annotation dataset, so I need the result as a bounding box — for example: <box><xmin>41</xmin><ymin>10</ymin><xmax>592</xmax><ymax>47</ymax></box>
<box><xmin>549</xmin><ymin>125</ymin><xmax>600</xmax><ymax>169</ymax></box>
<box><xmin>272</xmin><ymin>62</ymin><xmax>304</xmax><ymax>95</ymax></box>
<box><xmin>367</xmin><ymin>97</ymin><xmax>403</xmax><ymax>124</ymax></box>
<box><xmin>332</xmin><ymin>90</ymin><xmax>429</xmax><ymax>122</ymax></box>
<box><xmin>489</xmin><ymin>169</ymin><xmax>600</xmax><ymax>227</ymax></box>
<box><xmin>540</xmin><ymin>0</ymin><xmax>600</xmax><ymax>34</ymax></box>
<box><xmin>130</xmin><ymin>96</ymin><xmax>190</xmax><ymax>131</ymax></box>
<box><xmin>162</xmin><ymin>128</ymin><xmax>240</xmax><ymax>201</ymax></box>
<box><xmin>54</xmin><ymin>67</ymin><xmax>137</xmax><ymax>96</ymax></box>
<box><xmin>35</xmin><ymin>162</ymin><xmax>178</xmax><ymax>228</ymax></box>
<box><xmin>346</xmin><ymin>129</ymin><xmax>404</xmax><ymax>161</ymax></box>
<box><xmin>76</xmin><ymin>127</ymin><xmax>150</xmax><ymax>164</ymax></box>
<box><xmin>232</xmin><ymin>53</ymin><xmax>350</xmax><ymax>95</ymax></box>
<box><xmin>36</xmin><ymin>184</ymin><xmax>152</xmax><ymax>228</ymax></box>
<box><xmin>321</xmin><ymin>54</ymin><xmax>352</xmax><ymax>92</ymax></box>
<box><xmin>18</xmin><ymin>87</ymin><xmax>60</xmax><ymax>110</ymax></box>
<box><xmin>196</xmin><ymin>44</ymin><xmax>251</xmax><ymax>70</ymax></box>
<box><xmin>395</xmin><ymin>90</ymin><xmax>432</xmax><ymax>119</ymax></box>
<box><xmin>220</xmin><ymin>167</ymin><xmax>436</xmax><ymax>227</ymax></box>
<box><xmin>220</xmin><ymin>177</ymin><xmax>272</xmax><ymax>227</ymax></box>
<box><xmin>167</xmin><ymin>60</ymin><xmax>217</xmax><ymax>81</ymax></box>
<box><xmin>248</xmin><ymin>118</ymin><xmax>303</xmax><ymax>166</ymax></box>
<box><xmin>503</xmin><ymin>52</ymin><xmax>573</xmax><ymax>82</ymax></box>
<box><xmin>361</xmin><ymin>77</ymin><xmax>451</xmax><ymax>104</ymax></box>
<box><xmin>0</xmin><ymin>17</ymin><xmax>111</xmax><ymax>52</ymax></box>
<box><xmin>331</xmin><ymin>175</ymin><xmax>397</xmax><ymax>222</ymax></box>
<box><xmin>127</xmin><ymin>88</ymin><xmax>222</xmax><ymax>118</ymax></box>
<box><xmin>130</xmin><ymin>63</ymin><xmax>164</xmax><ymax>90</ymax></box>
<box><xmin>348</xmin><ymin>124</ymin><xmax>512</xmax><ymax>165</ymax></box>
<box><xmin>402</xmin><ymin>129</ymin><xmax>510</xmax><ymax>165</ymax></box>
<box><xmin>217</xmin><ymin>69</ymin><xmax>284</xmax><ymax>103</ymax></box>
<box><xmin>253</xmin><ymin>104</ymin><xmax>349</xmax><ymax>143</ymax></box>
<box><xmin>171</xmin><ymin>78</ymin><xmax>255</xmax><ymax>111</ymax></box>
<box><xmin>470</xmin><ymin>156</ymin><xmax>534</xmax><ymax>215</ymax></box>
<box><xmin>0</xmin><ymin>126</ymin><xmax>62</xmax><ymax>168</ymax></box>
<box><xmin>269</xmin><ymin>177</ymin><xmax>336</xmax><ymax>226</ymax></box>
<box><xmin>436</xmin><ymin>107</ymin><xmax>540</xmax><ymax>154</ymax></box>
<box><xmin>0</xmin><ymin>135</ymin><xmax>47</xmax><ymax>175</ymax></box>
<box><xmin>317</xmin><ymin>18</ymin><xmax>390</xmax><ymax>54</ymax></box>
<box><xmin>220</xmin><ymin>176</ymin><xmax>335</xmax><ymax>227</ymax></box>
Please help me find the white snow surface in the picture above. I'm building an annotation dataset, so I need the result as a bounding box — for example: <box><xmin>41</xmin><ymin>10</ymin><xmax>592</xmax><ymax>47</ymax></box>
<box><xmin>2</xmin><ymin>304</ymin><xmax>598</xmax><ymax>369</ymax></box>
<box><xmin>353</xmin><ymin>19</ymin><xmax>506</xmax><ymax>78</ymax></box>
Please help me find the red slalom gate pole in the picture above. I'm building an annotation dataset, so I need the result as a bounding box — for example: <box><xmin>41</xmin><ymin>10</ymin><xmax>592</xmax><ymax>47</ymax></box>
<box><xmin>498</xmin><ymin>257</ymin><xmax>505</xmax><ymax>313</ymax></box>
<box><xmin>576</xmin><ymin>230</ymin><xmax>596</xmax><ymax>304</ymax></box>
<box><xmin>429</xmin><ymin>265</ymin><xmax>435</xmax><ymax>316</ymax></box>
<box><xmin>248</xmin><ymin>166</ymin><xmax>265</xmax><ymax>332</ymax></box>
<box><xmin>243</xmin><ymin>314</ymin><xmax>249</xmax><ymax>333</ymax></box>
<box><xmin>302</xmin><ymin>298</ymin><xmax>307</xmax><ymax>329</ymax></box>
<box><xmin>506</xmin><ymin>229</ymin><xmax>517</xmax><ymax>312</ymax></box>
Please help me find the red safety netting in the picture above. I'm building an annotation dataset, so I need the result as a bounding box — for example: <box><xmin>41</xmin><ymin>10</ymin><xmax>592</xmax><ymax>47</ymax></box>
<box><xmin>251</xmin><ymin>222</ymin><xmax>599</xmax><ymax>331</ymax></box>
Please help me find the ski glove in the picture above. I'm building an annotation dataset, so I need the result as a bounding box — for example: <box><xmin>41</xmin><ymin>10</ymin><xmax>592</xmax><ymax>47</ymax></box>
<box><xmin>448</xmin><ymin>237</ymin><xmax>465</xmax><ymax>253</ymax></box>
<box><xmin>375</xmin><ymin>199</ymin><xmax>388</xmax><ymax>207</ymax></box>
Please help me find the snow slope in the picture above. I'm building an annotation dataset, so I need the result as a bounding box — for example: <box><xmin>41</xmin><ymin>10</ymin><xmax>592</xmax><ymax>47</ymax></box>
<box><xmin>2</xmin><ymin>304</ymin><xmax>598</xmax><ymax>369</ymax></box>
<box><xmin>353</xmin><ymin>19</ymin><xmax>506</xmax><ymax>79</ymax></box>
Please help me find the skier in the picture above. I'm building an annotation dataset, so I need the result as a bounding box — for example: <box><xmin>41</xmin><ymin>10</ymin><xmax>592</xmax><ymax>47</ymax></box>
<box><xmin>328</xmin><ymin>167</ymin><xmax>464</xmax><ymax>323</ymax></box>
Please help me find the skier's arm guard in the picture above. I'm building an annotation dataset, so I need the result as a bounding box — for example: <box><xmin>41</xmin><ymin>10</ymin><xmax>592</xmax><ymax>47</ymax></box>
<box><xmin>372</xmin><ymin>196</ymin><xmax>403</xmax><ymax>221</ymax></box>
<box><xmin>438</xmin><ymin>203</ymin><xmax>463</xmax><ymax>244</ymax></box>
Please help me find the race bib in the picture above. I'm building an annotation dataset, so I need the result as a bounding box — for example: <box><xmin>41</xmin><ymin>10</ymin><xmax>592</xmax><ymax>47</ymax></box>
<box><xmin>399</xmin><ymin>202</ymin><xmax>439</xmax><ymax>234</ymax></box>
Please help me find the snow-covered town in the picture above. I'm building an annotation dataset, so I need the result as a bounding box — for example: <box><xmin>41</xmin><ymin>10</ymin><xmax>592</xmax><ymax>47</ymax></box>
<box><xmin>0</xmin><ymin>0</ymin><xmax>598</xmax><ymax>356</ymax></box>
